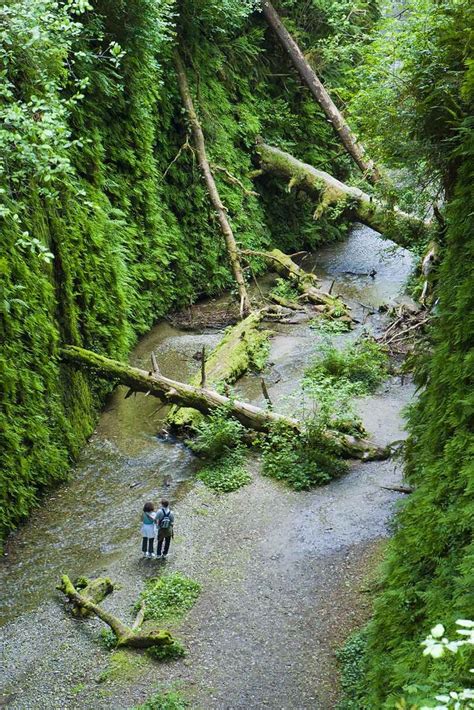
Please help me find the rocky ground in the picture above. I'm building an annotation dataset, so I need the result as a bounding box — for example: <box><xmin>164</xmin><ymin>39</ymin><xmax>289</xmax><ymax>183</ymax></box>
<box><xmin>1</xmin><ymin>378</ymin><xmax>413</xmax><ymax>710</ymax></box>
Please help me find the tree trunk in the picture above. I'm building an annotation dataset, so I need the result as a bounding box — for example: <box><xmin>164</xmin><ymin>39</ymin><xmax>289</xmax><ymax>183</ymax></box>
<box><xmin>167</xmin><ymin>310</ymin><xmax>271</xmax><ymax>428</ymax></box>
<box><xmin>61</xmin><ymin>345</ymin><xmax>299</xmax><ymax>434</ymax></box>
<box><xmin>58</xmin><ymin>575</ymin><xmax>173</xmax><ymax>649</ymax></box>
<box><xmin>240</xmin><ymin>248</ymin><xmax>351</xmax><ymax>320</ymax></box>
<box><xmin>261</xmin><ymin>1</ymin><xmax>381</xmax><ymax>184</ymax></box>
<box><xmin>174</xmin><ymin>50</ymin><xmax>251</xmax><ymax>316</ymax></box>
<box><xmin>257</xmin><ymin>143</ymin><xmax>428</xmax><ymax>246</ymax></box>
<box><xmin>60</xmin><ymin>345</ymin><xmax>388</xmax><ymax>460</ymax></box>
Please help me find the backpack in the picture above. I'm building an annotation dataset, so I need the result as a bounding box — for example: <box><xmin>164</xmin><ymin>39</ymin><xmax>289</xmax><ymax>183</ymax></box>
<box><xmin>159</xmin><ymin>509</ymin><xmax>172</xmax><ymax>529</ymax></box>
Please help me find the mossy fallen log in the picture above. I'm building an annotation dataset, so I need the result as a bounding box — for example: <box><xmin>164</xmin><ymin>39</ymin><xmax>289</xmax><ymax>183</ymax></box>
<box><xmin>168</xmin><ymin>310</ymin><xmax>271</xmax><ymax>428</ymax></box>
<box><xmin>261</xmin><ymin>1</ymin><xmax>381</xmax><ymax>185</ymax></box>
<box><xmin>71</xmin><ymin>576</ymin><xmax>114</xmax><ymax>617</ymax></box>
<box><xmin>241</xmin><ymin>248</ymin><xmax>351</xmax><ymax>321</ymax></box>
<box><xmin>60</xmin><ymin>345</ymin><xmax>298</xmax><ymax>434</ymax></box>
<box><xmin>257</xmin><ymin>143</ymin><xmax>429</xmax><ymax>246</ymax></box>
<box><xmin>58</xmin><ymin>575</ymin><xmax>173</xmax><ymax>649</ymax></box>
<box><xmin>60</xmin><ymin>345</ymin><xmax>388</xmax><ymax>460</ymax></box>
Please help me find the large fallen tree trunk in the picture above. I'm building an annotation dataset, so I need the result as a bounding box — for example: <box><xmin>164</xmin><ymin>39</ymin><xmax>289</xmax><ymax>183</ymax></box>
<box><xmin>261</xmin><ymin>1</ymin><xmax>381</xmax><ymax>184</ymax></box>
<box><xmin>240</xmin><ymin>248</ymin><xmax>351</xmax><ymax>321</ymax></box>
<box><xmin>61</xmin><ymin>345</ymin><xmax>299</xmax><ymax>434</ymax></box>
<box><xmin>174</xmin><ymin>50</ymin><xmax>251</xmax><ymax>316</ymax></box>
<box><xmin>257</xmin><ymin>143</ymin><xmax>428</xmax><ymax>246</ymax></box>
<box><xmin>60</xmin><ymin>345</ymin><xmax>387</xmax><ymax>460</ymax></box>
<box><xmin>58</xmin><ymin>575</ymin><xmax>173</xmax><ymax>649</ymax></box>
<box><xmin>168</xmin><ymin>310</ymin><xmax>271</xmax><ymax>428</ymax></box>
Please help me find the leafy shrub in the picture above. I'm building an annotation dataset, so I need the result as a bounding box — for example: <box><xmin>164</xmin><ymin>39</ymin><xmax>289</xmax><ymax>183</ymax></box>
<box><xmin>135</xmin><ymin>573</ymin><xmax>201</xmax><ymax>623</ymax></box>
<box><xmin>189</xmin><ymin>407</ymin><xmax>245</xmax><ymax>461</ymax></box>
<box><xmin>336</xmin><ymin>629</ymin><xmax>370</xmax><ymax>710</ymax></box>
<box><xmin>309</xmin><ymin>316</ymin><xmax>351</xmax><ymax>334</ymax></box>
<box><xmin>197</xmin><ymin>449</ymin><xmax>251</xmax><ymax>492</ymax></box>
<box><xmin>262</xmin><ymin>420</ymin><xmax>347</xmax><ymax>490</ymax></box>
<box><xmin>100</xmin><ymin>628</ymin><xmax>118</xmax><ymax>650</ymax></box>
<box><xmin>132</xmin><ymin>688</ymin><xmax>189</xmax><ymax>710</ymax></box>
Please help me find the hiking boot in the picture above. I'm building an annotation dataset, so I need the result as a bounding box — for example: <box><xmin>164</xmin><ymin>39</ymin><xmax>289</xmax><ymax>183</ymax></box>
<box><xmin>156</xmin><ymin>554</ymin><xmax>162</xmax><ymax>559</ymax></box>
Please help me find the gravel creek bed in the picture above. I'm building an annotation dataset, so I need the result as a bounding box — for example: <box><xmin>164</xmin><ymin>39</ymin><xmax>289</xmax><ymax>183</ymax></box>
<box><xmin>1</xmin><ymin>225</ymin><xmax>416</xmax><ymax>709</ymax></box>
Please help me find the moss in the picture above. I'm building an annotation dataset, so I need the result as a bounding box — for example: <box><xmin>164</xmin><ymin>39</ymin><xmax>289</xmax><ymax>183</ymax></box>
<box><xmin>98</xmin><ymin>649</ymin><xmax>149</xmax><ymax>684</ymax></box>
<box><xmin>168</xmin><ymin>312</ymin><xmax>271</xmax><ymax>429</ymax></box>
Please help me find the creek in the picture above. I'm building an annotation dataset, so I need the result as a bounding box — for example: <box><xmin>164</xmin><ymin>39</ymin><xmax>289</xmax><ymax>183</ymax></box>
<box><xmin>0</xmin><ymin>224</ymin><xmax>415</xmax><ymax>709</ymax></box>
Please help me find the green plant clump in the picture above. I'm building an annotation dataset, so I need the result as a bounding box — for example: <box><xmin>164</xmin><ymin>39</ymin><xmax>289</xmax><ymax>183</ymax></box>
<box><xmin>189</xmin><ymin>407</ymin><xmax>245</xmax><ymax>460</ymax></box>
<box><xmin>262</xmin><ymin>421</ymin><xmax>347</xmax><ymax>490</ymax></box>
<box><xmin>197</xmin><ymin>449</ymin><xmax>252</xmax><ymax>493</ymax></box>
<box><xmin>269</xmin><ymin>277</ymin><xmax>300</xmax><ymax>303</ymax></box>
<box><xmin>132</xmin><ymin>688</ymin><xmax>190</xmax><ymax>710</ymax></box>
<box><xmin>135</xmin><ymin>574</ymin><xmax>201</xmax><ymax>624</ymax></box>
<box><xmin>146</xmin><ymin>639</ymin><xmax>187</xmax><ymax>663</ymax></box>
<box><xmin>304</xmin><ymin>337</ymin><xmax>389</xmax><ymax>399</ymax></box>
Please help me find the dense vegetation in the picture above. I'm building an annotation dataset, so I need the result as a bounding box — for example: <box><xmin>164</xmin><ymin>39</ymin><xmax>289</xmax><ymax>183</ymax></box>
<box><xmin>0</xmin><ymin>0</ymin><xmax>376</xmax><ymax>538</ymax></box>
<box><xmin>1</xmin><ymin>0</ymin><xmax>473</xmax><ymax>706</ymax></box>
<box><xmin>338</xmin><ymin>1</ymin><xmax>474</xmax><ymax>706</ymax></box>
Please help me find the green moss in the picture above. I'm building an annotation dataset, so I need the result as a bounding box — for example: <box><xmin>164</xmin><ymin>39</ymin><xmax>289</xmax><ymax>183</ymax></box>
<box><xmin>98</xmin><ymin>649</ymin><xmax>149</xmax><ymax>684</ymax></box>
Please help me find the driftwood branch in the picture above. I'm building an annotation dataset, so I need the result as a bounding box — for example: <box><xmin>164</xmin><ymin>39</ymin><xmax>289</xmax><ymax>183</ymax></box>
<box><xmin>174</xmin><ymin>50</ymin><xmax>251</xmax><ymax>316</ymax></box>
<box><xmin>256</xmin><ymin>144</ymin><xmax>429</xmax><ymax>246</ymax></box>
<box><xmin>241</xmin><ymin>247</ymin><xmax>351</xmax><ymax>320</ymax></box>
<box><xmin>261</xmin><ymin>1</ymin><xmax>381</xmax><ymax>184</ymax></box>
<box><xmin>58</xmin><ymin>575</ymin><xmax>173</xmax><ymax>650</ymax></box>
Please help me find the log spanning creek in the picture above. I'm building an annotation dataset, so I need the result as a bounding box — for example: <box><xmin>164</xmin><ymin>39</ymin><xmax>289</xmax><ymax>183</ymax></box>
<box><xmin>1</xmin><ymin>224</ymin><xmax>415</xmax><ymax>709</ymax></box>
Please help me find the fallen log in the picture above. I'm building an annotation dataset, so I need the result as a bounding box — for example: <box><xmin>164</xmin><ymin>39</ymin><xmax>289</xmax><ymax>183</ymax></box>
<box><xmin>168</xmin><ymin>310</ymin><xmax>271</xmax><ymax>428</ymax></box>
<box><xmin>261</xmin><ymin>0</ymin><xmax>381</xmax><ymax>185</ymax></box>
<box><xmin>257</xmin><ymin>143</ymin><xmax>429</xmax><ymax>246</ymax></box>
<box><xmin>174</xmin><ymin>50</ymin><xmax>251</xmax><ymax>316</ymax></box>
<box><xmin>380</xmin><ymin>485</ymin><xmax>414</xmax><ymax>494</ymax></box>
<box><xmin>70</xmin><ymin>576</ymin><xmax>114</xmax><ymax>617</ymax></box>
<box><xmin>61</xmin><ymin>345</ymin><xmax>299</xmax><ymax>434</ymax></box>
<box><xmin>60</xmin><ymin>345</ymin><xmax>387</xmax><ymax>460</ymax></box>
<box><xmin>240</xmin><ymin>248</ymin><xmax>351</xmax><ymax>320</ymax></box>
<box><xmin>58</xmin><ymin>575</ymin><xmax>173</xmax><ymax>650</ymax></box>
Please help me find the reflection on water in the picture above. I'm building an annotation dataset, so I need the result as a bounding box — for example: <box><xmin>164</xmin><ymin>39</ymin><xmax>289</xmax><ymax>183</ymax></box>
<box><xmin>0</xmin><ymin>224</ymin><xmax>414</xmax><ymax>624</ymax></box>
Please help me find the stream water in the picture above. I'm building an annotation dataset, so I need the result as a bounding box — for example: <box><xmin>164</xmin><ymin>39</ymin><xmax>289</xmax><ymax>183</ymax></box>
<box><xmin>0</xmin><ymin>224</ymin><xmax>415</xmax><ymax>708</ymax></box>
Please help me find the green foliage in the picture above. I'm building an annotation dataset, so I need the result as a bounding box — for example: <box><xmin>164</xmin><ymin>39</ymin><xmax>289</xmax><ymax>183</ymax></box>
<box><xmin>146</xmin><ymin>639</ymin><xmax>187</xmax><ymax>662</ymax></box>
<box><xmin>269</xmin><ymin>277</ymin><xmax>300</xmax><ymax>303</ymax></box>
<box><xmin>135</xmin><ymin>574</ymin><xmax>201</xmax><ymax>624</ymax></box>
<box><xmin>100</xmin><ymin>628</ymin><xmax>118</xmax><ymax>650</ymax></box>
<box><xmin>352</xmin><ymin>5</ymin><xmax>474</xmax><ymax>703</ymax></box>
<box><xmin>303</xmin><ymin>337</ymin><xmax>389</xmax><ymax>400</ymax></box>
<box><xmin>336</xmin><ymin>630</ymin><xmax>371</xmax><ymax>710</ymax></box>
<box><xmin>261</xmin><ymin>420</ymin><xmax>347</xmax><ymax>490</ymax></box>
<box><xmin>189</xmin><ymin>407</ymin><xmax>245</xmax><ymax>461</ymax></box>
<box><xmin>132</xmin><ymin>688</ymin><xmax>189</xmax><ymax>710</ymax></box>
<box><xmin>309</xmin><ymin>316</ymin><xmax>351</xmax><ymax>334</ymax></box>
<box><xmin>197</xmin><ymin>449</ymin><xmax>252</xmax><ymax>493</ymax></box>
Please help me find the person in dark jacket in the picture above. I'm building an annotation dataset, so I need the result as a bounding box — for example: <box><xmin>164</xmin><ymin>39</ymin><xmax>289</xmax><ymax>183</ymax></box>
<box><xmin>155</xmin><ymin>499</ymin><xmax>174</xmax><ymax>559</ymax></box>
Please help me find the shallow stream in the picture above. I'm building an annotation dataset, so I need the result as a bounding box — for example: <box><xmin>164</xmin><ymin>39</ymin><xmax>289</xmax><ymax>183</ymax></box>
<box><xmin>0</xmin><ymin>224</ymin><xmax>415</xmax><ymax>708</ymax></box>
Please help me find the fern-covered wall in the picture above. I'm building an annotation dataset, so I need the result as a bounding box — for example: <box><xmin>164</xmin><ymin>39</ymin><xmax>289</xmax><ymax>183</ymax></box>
<box><xmin>0</xmin><ymin>0</ymin><xmax>375</xmax><ymax>538</ymax></box>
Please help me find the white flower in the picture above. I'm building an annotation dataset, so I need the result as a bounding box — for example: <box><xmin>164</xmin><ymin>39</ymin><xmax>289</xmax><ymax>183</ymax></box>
<box><xmin>456</xmin><ymin>620</ymin><xmax>474</xmax><ymax>628</ymax></box>
<box><xmin>432</xmin><ymin>624</ymin><xmax>446</xmax><ymax>639</ymax></box>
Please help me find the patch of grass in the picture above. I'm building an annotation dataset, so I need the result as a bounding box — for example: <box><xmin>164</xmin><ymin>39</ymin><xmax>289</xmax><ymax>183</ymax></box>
<box><xmin>197</xmin><ymin>449</ymin><xmax>251</xmax><ymax>492</ymax></box>
<box><xmin>135</xmin><ymin>573</ymin><xmax>201</xmax><ymax>624</ymax></box>
<box><xmin>98</xmin><ymin>649</ymin><xmax>148</xmax><ymax>683</ymax></box>
<box><xmin>131</xmin><ymin>687</ymin><xmax>190</xmax><ymax>710</ymax></box>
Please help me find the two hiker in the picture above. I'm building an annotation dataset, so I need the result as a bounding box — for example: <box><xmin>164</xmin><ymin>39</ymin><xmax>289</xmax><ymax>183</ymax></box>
<box><xmin>140</xmin><ymin>499</ymin><xmax>174</xmax><ymax>559</ymax></box>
